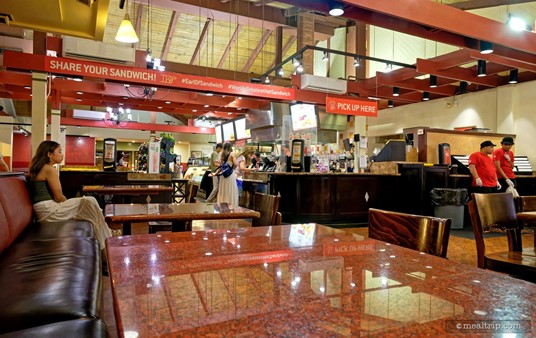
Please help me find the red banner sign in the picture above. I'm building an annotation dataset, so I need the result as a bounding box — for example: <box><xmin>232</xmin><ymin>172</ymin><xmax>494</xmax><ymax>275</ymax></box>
<box><xmin>3</xmin><ymin>51</ymin><xmax>295</xmax><ymax>101</ymax></box>
<box><xmin>325</xmin><ymin>96</ymin><xmax>378</xmax><ymax>117</ymax></box>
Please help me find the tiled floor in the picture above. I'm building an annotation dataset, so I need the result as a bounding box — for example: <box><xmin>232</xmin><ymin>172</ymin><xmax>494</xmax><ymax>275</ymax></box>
<box><xmin>102</xmin><ymin>221</ymin><xmax>534</xmax><ymax>337</ymax></box>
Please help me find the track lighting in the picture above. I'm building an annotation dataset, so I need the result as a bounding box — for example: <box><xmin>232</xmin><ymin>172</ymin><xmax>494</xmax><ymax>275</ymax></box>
<box><xmin>477</xmin><ymin>60</ymin><xmax>487</xmax><ymax>77</ymax></box>
<box><xmin>509</xmin><ymin>69</ymin><xmax>518</xmax><ymax>84</ymax></box>
<box><xmin>480</xmin><ymin>41</ymin><xmax>493</xmax><ymax>54</ymax></box>
<box><xmin>328</xmin><ymin>0</ymin><xmax>344</xmax><ymax>16</ymax></box>
<box><xmin>429</xmin><ymin>75</ymin><xmax>437</xmax><ymax>88</ymax></box>
<box><xmin>423</xmin><ymin>92</ymin><xmax>430</xmax><ymax>101</ymax></box>
<box><xmin>322</xmin><ymin>52</ymin><xmax>328</xmax><ymax>62</ymax></box>
<box><xmin>353</xmin><ymin>57</ymin><xmax>360</xmax><ymax>68</ymax></box>
<box><xmin>393</xmin><ymin>87</ymin><xmax>400</xmax><ymax>97</ymax></box>
<box><xmin>277</xmin><ymin>68</ymin><xmax>284</xmax><ymax>76</ymax></box>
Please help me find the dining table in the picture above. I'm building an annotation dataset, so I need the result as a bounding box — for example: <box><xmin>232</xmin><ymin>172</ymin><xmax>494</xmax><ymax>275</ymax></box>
<box><xmin>82</xmin><ymin>184</ymin><xmax>173</xmax><ymax>204</ymax></box>
<box><xmin>105</xmin><ymin>223</ymin><xmax>536</xmax><ymax>337</ymax></box>
<box><xmin>104</xmin><ymin>202</ymin><xmax>260</xmax><ymax>235</ymax></box>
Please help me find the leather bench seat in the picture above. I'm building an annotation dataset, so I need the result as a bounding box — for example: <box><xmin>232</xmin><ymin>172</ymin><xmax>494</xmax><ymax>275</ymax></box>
<box><xmin>15</xmin><ymin>220</ymin><xmax>95</xmax><ymax>242</ymax></box>
<box><xmin>0</xmin><ymin>318</ymin><xmax>108</xmax><ymax>338</ymax></box>
<box><xmin>0</xmin><ymin>237</ymin><xmax>101</xmax><ymax>334</ymax></box>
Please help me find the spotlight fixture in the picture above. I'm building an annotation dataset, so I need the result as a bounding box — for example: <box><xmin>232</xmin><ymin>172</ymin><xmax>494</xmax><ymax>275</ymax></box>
<box><xmin>459</xmin><ymin>81</ymin><xmax>468</xmax><ymax>94</ymax></box>
<box><xmin>423</xmin><ymin>92</ymin><xmax>430</xmax><ymax>101</ymax></box>
<box><xmin>328</xmin><ymin>0</ymin><xmax>344</xmax><ymax>16</ymax></box>
<box><xmin>264</xmin><ymin>76</ymin><xmax>271</xmax><ymax>84</ymax></box>
<box><xmin>115</xmin><ymin>0</ymin><xmax>139</xmax><ymax>43</ymax></box>
<box><xmin>509</xmin><ymin>69</ymin><xmax>519</xmax><ymax>84</ymax></box>
<box><xmin>385</xmin><ymin>63</ymin><xmax>393</xmax><ymax>73</ymax></box>
<box><xmin>293</xmin><ymin>57</ymin><xmax>301</xmax><ymax>67</ymax></box>
<box><xmin>477</xmin><ymin>60</ymin><xmax>487</xmax><ymax>77</ymax></box>
<box><xmin>353</xmin><ymin>57</ymin><xmax>360</xmax><ymax>68</ymax></box>
<box><xmin>480</xmin><ymin>41</ymin><xmax>493</xmax><ymax>54</ymax></box>
<box><xmin>392</xmin><ymin>87</ymin><xmax>400</xmax><ymax>97</ymax></box>
<box><xmin>296</xmin><ymin>63</ymin><xmax>304</xmax><ymax>73</ymax></box>
<box><xmin>429</xmin><ymin>75</ymin><xmax>437</xmax><ymax>88</ymax></box>
<box><xmin>388</xmin><ymin>100</ymin><xmax>394</xmax><ymax>108</ymax></box>
<box><xmin>322</xmin><ymin>52</ymin><xmax>328</xmax><ymax>62</ymax></box>
<box><xmin>277</xmin><ymin>68</ymin><xmax>284</xmax><ymax>76</ymax></box>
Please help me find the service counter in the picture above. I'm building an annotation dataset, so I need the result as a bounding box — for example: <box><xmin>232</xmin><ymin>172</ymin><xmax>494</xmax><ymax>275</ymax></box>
<box><xmin>59</xmin><ymin>170</ymin><xmax>173</xmax><ymax>204</ymax></box>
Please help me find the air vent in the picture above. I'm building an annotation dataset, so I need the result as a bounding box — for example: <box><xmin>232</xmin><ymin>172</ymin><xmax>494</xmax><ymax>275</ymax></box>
<box><xmin>0</xmin><ymin>14</ymin><xmax>13</xmax><ymax>25</ymax></box>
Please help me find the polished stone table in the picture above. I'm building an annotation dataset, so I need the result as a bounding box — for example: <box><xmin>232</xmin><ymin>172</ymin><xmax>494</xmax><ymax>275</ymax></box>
<box><xmin>105</xmin><ymin>202</ymin><xmax>260</xmax><ymax>234</ymax></box>
<box><xmin>105</xmin><ymin>224</ymin><xmax>536</xmax><ymax>337</ymax></box>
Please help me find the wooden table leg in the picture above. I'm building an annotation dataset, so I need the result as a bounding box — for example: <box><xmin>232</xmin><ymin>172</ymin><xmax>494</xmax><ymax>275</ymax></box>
<box><xmin>123</xmin><ymin>222</ymin><xmax>132</xmax><ymax>235</ymax></box>
<box><xmin>171</xmin><ymin>220</ymin><xmax>187</xmax><ymax>232</ymax></box>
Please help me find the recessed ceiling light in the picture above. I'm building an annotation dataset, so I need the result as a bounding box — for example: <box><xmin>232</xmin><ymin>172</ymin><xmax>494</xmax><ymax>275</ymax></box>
<box><xmin>192</xmin><ymin>109</ymin><xmax>197</xmax><ymax>112</ymax></box>
<box><xmin>165</xmin><ymin>101</ymin><xmax>171</xmax><ymax>104</ymax></box>
<box><xmin>76</xmin><ymin>98</ymin><xmax>82</xmax><ymax>102</ymax></box>
<box><xmin>158</xmin><ymin>106</ymin><xmax>162</xmax><ymax>109</ymax></box>
<box><xmin>118</xmin><ymin>102</ymin><xmax>124</xmax><ymax>106</ymax></box>
<box><xmin>204</xmin><ymin>104</ymin><xmax>209</xmax><ymax>108</ymax></box>
<box><xmin>24</xmin><ymin>86</ymin><xmax>31</xmax><ymax>89</ymax></box>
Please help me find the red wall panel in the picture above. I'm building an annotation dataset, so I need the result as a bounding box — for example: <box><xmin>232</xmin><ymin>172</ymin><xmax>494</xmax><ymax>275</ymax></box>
<box><xmin>12</xmin><ymin>134</ymin><xmax>95</xmax><ymax>170</ymax></box>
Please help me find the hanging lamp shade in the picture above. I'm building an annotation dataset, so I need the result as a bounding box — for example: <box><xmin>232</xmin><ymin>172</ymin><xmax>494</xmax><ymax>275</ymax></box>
<box><xmin>115</xmin><ymin>13</ymin><xmax>139</xmax><ymax>43</ymax></box>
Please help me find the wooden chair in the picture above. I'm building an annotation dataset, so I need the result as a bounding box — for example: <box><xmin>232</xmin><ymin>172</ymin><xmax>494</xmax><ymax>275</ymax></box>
<box><xmin>368</xmin><ymin>208</ymin><xmax>451</xmax><ymax>258</ymax></box>
<box><xmin>252</xmin><ymin>192</ymin><xmax>281</xmax><ymax>227</ymax></box>
<box><xmin>148</xmin><ymin>184</ymin><xmax>198</xmax><ymax>234</ymax></box>
<box><xmin>468</xmin><ymin>192</ymin><xmax>536</xmax><ymax>282</ymax></box>
<box><xmin>517</xmin><ymin>195</ymin><xmax>536</xmax><ymax>227</ymax></box>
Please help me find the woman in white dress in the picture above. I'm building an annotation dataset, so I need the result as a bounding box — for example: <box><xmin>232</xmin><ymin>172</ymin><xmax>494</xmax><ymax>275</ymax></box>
<box><xmin>216</xmin><ymin>142</ymin><xmax>239</xmax><ymax>207</ymax></box>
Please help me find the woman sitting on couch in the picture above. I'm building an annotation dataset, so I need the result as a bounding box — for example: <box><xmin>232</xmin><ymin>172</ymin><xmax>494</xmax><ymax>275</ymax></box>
<box><xmin>28</xmin><ymin>141</ymin><xmax>112</xmax><ymax>250</ymax></box>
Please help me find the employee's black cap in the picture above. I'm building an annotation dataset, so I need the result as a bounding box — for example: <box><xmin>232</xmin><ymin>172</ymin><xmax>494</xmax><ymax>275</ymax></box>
<box><xmin>480</xmin><ymin>140</ymin><xmax>496</xmax><ymax>148</ymax></box>
<box><xmin>501</xmin><ymin>136</ymin><xmax>514</xmax><ymax>145</ymax></box>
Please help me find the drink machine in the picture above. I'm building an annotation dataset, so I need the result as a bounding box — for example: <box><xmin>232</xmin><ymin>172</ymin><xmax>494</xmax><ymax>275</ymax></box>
<box><xmin>103</xmin><ymin>138</ymin><xmax>117</xmax><ymax>171</ymax></box>
<box><xmin>290</xmin><ymin>139</ymin><xmax>304</xmax><ymax>172</ymax></box>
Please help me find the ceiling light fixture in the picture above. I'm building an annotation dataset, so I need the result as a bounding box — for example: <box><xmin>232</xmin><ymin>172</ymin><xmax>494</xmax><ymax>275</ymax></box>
<box><xmin>277</xmin><ymin>68</ymin><xmax>284</xmax><ymax>77</ymax></box>
<box><xmin>264</xmin><ymin>76</ymin><xmax>271</xmax><ymax>84</ymax></box>
<box><xmin>388</xmin><ymin>100</ymin><xmax>394</xmax><ymax>108</ymax></box>
<box><xmin>115</xmin><ymin>0</ymin><xmax>139</xmax><ymax>43</ymax></box>
<box><xmin>392</xmin><ymin>87</ymin><xmax>400</xmax><ymax>97</ymax></box>
<box><xmin>296</xmin><ymin>63</ymin><xmax>304</xmax><ymax>73</ymax></box>
<box><xmin>105</xmin><ymin>107</ymin><xmax>132</xmax><ymax>127</ymax></box>
<box><xmin>353</xmin><ymin>57</ymin><xmax>360</xmax><ymax>68</ymax></box>
<box><xmin>509</xmin><ymin>69</ymin><xmax>519</xmax><ymax>84</ymax></box>
<box><xmin>423</xmin><ymin>92</ymin><xmax>430</xmax><ymax>101</ymax></box>
<box><xmin>477</xmin><ymin>60</ymin><xmax>487</xmax><ymax>77</ymax></box>
<box><xmin>385</xmin><ymin>63</ymin><xmax>393</xmax><ymax>73</ymax></box>
<box><xmin>322</xmin><ymin>52</ymin><xmax>328</xmax><ymax>62</ymax></box>
<box><xmin>429</xmin><ymin>75</ymin><xmax>437</xmax><ymax>88</ymax></box>
<box><xmin>480</xmin><ymin>41</ymin><xmax>493</xmax><ymax>54</ymax></box>
<box><xmin>328</xmin><ymin>0</ymin><xmax>344</xmax><ymax>16</ymax></box>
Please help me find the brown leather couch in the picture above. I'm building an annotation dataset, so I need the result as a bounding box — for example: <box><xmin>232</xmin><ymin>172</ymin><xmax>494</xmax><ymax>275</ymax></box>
<box><xmin>0</xmin><ymin>172</ymin><xmax>107</xmax><ymax>337</ymax></box>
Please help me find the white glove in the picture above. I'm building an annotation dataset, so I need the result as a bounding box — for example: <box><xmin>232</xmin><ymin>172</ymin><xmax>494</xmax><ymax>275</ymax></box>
<box><xmin>476</xmin><ymin>178</ymin><xmax>483</xmax><ymax>187</ymax></box>
<box><xmin>504</xmin><ymin>154</ymin><xmax>511</xmax><ymax>161</ymax></box>
<box><xmin>497</xmin><ymin>182</ymin><xmax>502</xmax><ymax>190</ymax></box>
<box><xmin>505</xmin><ymin>179</ymin><xmax>514</xmax><ymax>187</ymax></box>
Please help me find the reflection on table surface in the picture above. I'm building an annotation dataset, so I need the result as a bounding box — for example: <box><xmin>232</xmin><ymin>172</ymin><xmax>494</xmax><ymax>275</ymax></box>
<box><xmin>82</xmin><ymin>184</ymin><xmax>173</xmax><ymax>193</ymax></box>
<box><xmin>106</xmin><ymin>224</ymin><xmax>536</xmax><ymax>337</ymax></box>
<box><xmin>105</xmin><ymin>202</ymin><xmax>249</xmax><ymax>217</ymax></box>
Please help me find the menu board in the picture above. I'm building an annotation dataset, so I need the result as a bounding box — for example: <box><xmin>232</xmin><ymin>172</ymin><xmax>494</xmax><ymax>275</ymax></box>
<box><xmin>215</xmin><ymin>125</ymin><xmax>223</xmax><ymax>144</ymax></box>
<box><xmin>222</xmin><ymin>122</ymin><xmax>235</xmax><ymax>142</ymax></box>
<box><xmin>290</xmin><ymin>104</ymin><xmax>317</xmax><ymax>131</ymax></box>
<box><xmin>234</xmin><ymin>118</ymin><xmax>250</xmax><ymax>140</ymax></box>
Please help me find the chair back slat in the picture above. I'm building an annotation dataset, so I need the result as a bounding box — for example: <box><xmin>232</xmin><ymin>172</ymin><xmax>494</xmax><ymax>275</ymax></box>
<box><xmin>252</xmin><ymin>193</ymin><xmax>280</xmax><ymax>227</ymax></box>
<box><xmin>368</xmin><ymin>208</ymin><xmax>451</xmax><ymax>258</ymax></box>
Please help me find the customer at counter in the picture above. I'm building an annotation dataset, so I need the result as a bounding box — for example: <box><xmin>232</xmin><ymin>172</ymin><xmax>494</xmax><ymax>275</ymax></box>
<box><xmin>216</xmin><ymin>142</ymin><xmax>239</xmax><ymax>207</ymax></box>
<box><xmin>468</xmin><ymin>140</ymin><xmax>501</xmax><ymax>193</ymax></box>
<box><xmin>206</xmin><ymin>143</ymin><xmax>222</xmax><ymax>203</ymax></box>
<box><xmin>493</xmin><ymin>136</ymin><xmax>516</xmax><ymax>192</ymax></box>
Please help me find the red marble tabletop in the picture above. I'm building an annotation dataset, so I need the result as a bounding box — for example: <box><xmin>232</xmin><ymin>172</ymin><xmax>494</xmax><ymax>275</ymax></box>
<box><xmin>104</xmin><ymin>202</ymin><xmax>260</xmax><ymax>223</ymax></box>
<box><xmin>82</xmin><ymin>184</ymin><xmax>173</xmax><ymax>195</ymax></box>
<box><xmin>106</xmin><ymin>224</ymin><xmax>536</xmax><ymax>337</ymax></box>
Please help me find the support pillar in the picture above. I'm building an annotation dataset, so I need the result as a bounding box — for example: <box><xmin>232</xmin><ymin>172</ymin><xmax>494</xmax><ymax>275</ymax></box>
<box><xmin>31</xmin><ymin>71</ymin><xmax>48</xmax><ymax>157</ymax></box>
<box><xmin>297</xmin><ymin>12</ymin><xmax>315</xmax><ymax>74</ymax></box>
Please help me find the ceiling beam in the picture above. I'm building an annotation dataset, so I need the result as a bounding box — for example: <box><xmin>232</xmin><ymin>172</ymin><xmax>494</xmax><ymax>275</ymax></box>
<box><xmin>190</xmin><ymin>18</ymin><xmax>213</xmax><ymax>65</ymax></box>
<box><xmin>269</xmin><ymin>35</ymin><xmax>296</xmax><ymax>69</ymax></box>
<box><xmin>217</xmin><ymin>25</ymin><xmax>242</xmax><ymax>68</ymax></box>
<box><xmin>162</xmin><ymin>11</ymin><xmax>179</xmax><ymax>60</ymax></box>
<box><xmin>416</xmin><ymin>58</ymin><xmax>506</xmax><ymax>87</ymax></box>
<box><xmin>59</xmin><ymin>117</ymin><xmax>214</xmax><ymax>134</ymax></box>
<box><xmin>242</xmin><ymin>29</ymin><xmax>272</xmax><ymax>72</ymax></box>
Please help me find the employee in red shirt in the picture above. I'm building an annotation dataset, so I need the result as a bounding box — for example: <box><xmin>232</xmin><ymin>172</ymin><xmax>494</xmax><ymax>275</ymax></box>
<box><xmin>493</xmin><ymin>136</ymin><xmax>516</xmax><ymax>192</ymax></box>
<box><xmin>468</xmin><ymin>140</ymin><xmax>501</xmax><ymax>193</ymax></box>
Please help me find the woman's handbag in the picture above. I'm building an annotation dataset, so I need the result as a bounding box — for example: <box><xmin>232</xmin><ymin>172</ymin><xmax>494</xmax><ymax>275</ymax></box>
<box><xmin>220</xmin><ymin>163</ymin><xmax>233</xmax><ymax>178</ymax></box>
